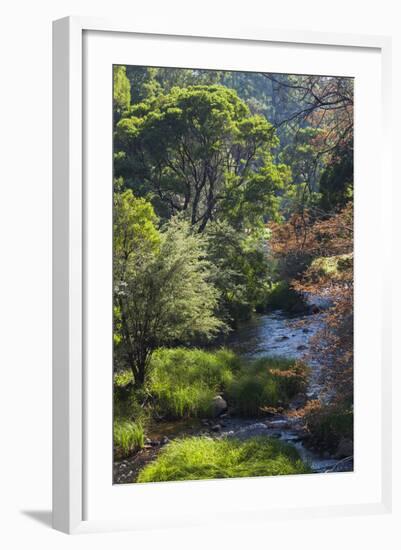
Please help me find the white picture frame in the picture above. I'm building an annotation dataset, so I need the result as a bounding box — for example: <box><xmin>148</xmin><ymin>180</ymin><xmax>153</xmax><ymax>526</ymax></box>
<box><xmin>52</xmin><ymin>16</ymin><xmax>392</xmax><ymax>534</ymax></box>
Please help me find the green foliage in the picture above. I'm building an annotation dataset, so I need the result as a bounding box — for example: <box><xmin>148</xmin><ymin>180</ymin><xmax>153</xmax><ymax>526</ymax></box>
<box><xmin>148</xmin><ymin>348</ymin><xmax>238</xmax><ymax>418</ymax></box>
<box><xmin>114</xmin><ymin>202</ymin><xmax>226</xmax><ymax>386</ymax></box>
<box><xmin>205</xmin><ymin>221</ymin><xmax>273</xmax><ymax>324</ymax></box>
<box><xmin>125</xmin><ymin>66</ymin><xmax>161</xmax><ymax>104</ymax></box>
<box><xmin>226</xmin><ymin>357</ymin><xmax>309</xmax><ymax>416</ymax></box>
<box><xmin>115</xmin><ymin>85</ymin><xmax>286</xmax><ymax>230</ymax></box>
<box><xmin>113</xmin><ymin>186</ymin><xmax>161</xmax><ymax>371</ymax></box>
<box><xmin>114</xmin><ymin>369</ymin><xmax>133</xmax><ymax>387</ymax></box>
<box><xmin>305</xmin><ymin>402</ymin><xmax>353</xmax><ymax>453</ymax></box>
<box><xmin>113</xmin><ymin>183</ymin><xmax>160</xmax><ymax>268</ymax></box>
<box><xmin>319</xmin><ymin>140</ymin><xmax>353</xmax><ymax>212</ymax></box>
<box><xmin>113</xmin><ymin>66</ymin><xmax>131</xmax><ymax>120</ymax></box>
<box><xmin>137</xmin><ymin>436</ymin><xmax>311</xmax><ymax>482</ymax></box>
<box><xmin>114</xmin><ymin>418</ymin><xmax>145</xmax><ymax>458</ymax></box>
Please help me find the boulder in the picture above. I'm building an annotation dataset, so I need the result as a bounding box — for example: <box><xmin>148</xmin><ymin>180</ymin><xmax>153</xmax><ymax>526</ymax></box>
<box><xmin>211</xmin><ymin>424</ymin><xmax>221</xmax><ymax>432</ymax></box>
<box><xmin>211</xmin><ymin>395</ymin><xmax>228</xmax><ymax>418</ymax></box>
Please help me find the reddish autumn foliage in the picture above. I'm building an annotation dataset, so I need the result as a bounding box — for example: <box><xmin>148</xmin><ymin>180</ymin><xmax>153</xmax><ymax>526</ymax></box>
<box><xmin>269</xmin><ymin>203</ymin><xmax>353</xmax><ymax>402</ymax></box>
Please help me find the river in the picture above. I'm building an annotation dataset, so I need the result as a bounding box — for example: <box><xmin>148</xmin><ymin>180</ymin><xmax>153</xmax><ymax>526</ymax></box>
<box><xmin>215</xmin><ymin>309</ymin><xmax>350</xmax><ymax>473</ymax></box>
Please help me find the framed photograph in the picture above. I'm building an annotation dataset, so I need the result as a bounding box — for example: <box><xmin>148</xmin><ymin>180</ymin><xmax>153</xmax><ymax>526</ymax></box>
<box><xmin>52</xmin><ymin>16</ymin><xmax>392</xmax><ymax>534</ymax></box>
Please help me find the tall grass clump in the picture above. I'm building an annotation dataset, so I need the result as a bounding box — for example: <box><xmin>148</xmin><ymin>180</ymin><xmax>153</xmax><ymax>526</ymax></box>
<box><xmin>226</xmin><ymin>357</ymin><xmax>309</xmax><ymax>416</ymax></box>
<box><xmin>148</xmin><ymin>348</ymin><xmax>238</xmax><ymax>418</ymax></box>
<box><xmin>137</xmin><ymin>436</ymin><xmax>311</xmax><ymax>482</ymax></box>
<box><xmin>114</xmin><ymin>418</ymin><xmax>146</xmax><ymax>459</ymax></box>
<box><xmin>113</xmin><ymin>372</ymin><xmax>150</xmax><ymax>457</ymax></box>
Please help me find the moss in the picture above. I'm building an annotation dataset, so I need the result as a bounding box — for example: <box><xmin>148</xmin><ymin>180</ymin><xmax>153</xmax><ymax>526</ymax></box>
<box><xmin>137</xmin><ymin>436</ymin><xmax>311</xmax><ymax>482</ymax></box>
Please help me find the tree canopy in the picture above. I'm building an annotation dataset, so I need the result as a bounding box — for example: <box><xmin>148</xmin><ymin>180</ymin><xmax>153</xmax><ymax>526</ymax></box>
<box><xmin>115</xmin><ymin>85</ymin><xmax>290</xmax><ymax>231</ymax></box>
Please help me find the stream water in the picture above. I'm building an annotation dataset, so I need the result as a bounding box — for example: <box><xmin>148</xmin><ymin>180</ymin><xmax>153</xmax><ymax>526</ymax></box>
<box><xmin>114</xmin><ymin>307</ymin><xmax>352</xmax><ymax>483</ymax></box>
<box><xmin>215</xmin><ymin>309</ymin><xmax>348</xmax><ymax>473</ymax></box>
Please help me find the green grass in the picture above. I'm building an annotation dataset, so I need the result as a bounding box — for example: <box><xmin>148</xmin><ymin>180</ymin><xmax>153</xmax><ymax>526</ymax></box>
<box><xmin>114</xmin><ymin>418</ymin><xmax>146</xmax><ymax>458</ymax></box>
<box><xmin>114</xmin><ymin>348</ymin><xmax>308</xmax><ymax>421</ymax></box>
<box><xmin>148</xmin><ymin>348</ymin><xmax>240</xmax><ymax>419</ymax></box>
<box><xmin>137</xmin><ymin>436</ymin><xmax>311</xmax><ymax>482</ymax></box>
<box><xmin>226</xmin><ymin>357</ymin><xmax>309</xmax><ymax>416</ymax></box>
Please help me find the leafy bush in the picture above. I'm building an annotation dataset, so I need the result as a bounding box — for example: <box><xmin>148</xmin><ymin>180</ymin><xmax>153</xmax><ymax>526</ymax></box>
<box><xmin>226</xmin><ymin>357</ymin><xmax>309</xmax><ymax>416</ymax></box>
<box><xmin>137</xmin><ymin>436</ymin><xmax>311</xmax><ymax>482</ymax></box>
<box><xmin>305</xmin><ymin>402</ymin><xmax>353</xmax><ymax>452</ymax></box>
<box><xmin>148</xmin><ymin>348</ymin><xmax>238</xmax><ymax>418</ymax></box>
<box><xmin>114</xmin><ymin>418</ymin><xmax>145</xmax><ymax>458</ymax></box>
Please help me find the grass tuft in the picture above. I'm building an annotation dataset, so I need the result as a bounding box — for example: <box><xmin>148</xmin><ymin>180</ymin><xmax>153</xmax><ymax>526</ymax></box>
<box><xmin>148</xmin><ymin>348</ymin><xmax>238</xmax><ymax>418</ymax></box>
<box><xmin>114</xmin><ymin>418</ymin><xmax>146</xmax><ymax>458</ymax></box>
<box><xmin>226</xmin><ymin>356</ymin><xmax>309</xmax><ymax>416</ymax></box>
<box><xmin>137</xmin><ymin>436</ymin><xmax>311</xmax><ymax>482</ymax></box>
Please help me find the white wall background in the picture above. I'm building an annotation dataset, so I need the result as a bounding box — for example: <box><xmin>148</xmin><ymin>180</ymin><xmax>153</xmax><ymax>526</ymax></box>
<box><xmin>0</xmin><ymin>0</ymin><xmax>399</xmax><ymax>548</ymax></box>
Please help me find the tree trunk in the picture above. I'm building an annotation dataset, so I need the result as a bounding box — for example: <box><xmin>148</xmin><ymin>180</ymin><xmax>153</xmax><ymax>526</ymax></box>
<box><xmin>133</xmin><ymin>361</ymin><xmax>146</xmax><ymax>388</ymax></box>
<box><xmin>131</xmin><ymin>349</ymin><xmax>151</xmax><ymax>389</ymax></box>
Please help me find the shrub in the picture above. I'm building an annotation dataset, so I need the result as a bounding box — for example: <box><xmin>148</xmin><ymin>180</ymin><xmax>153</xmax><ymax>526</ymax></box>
<box><xmin>226</xmin><ymin>357</ymin><xmax>309</xmax><ymax>416</ymax></box>
<box><xmin>137</xmin><ymin>436</ymin><xmax>311</xmax><ymax>482</ymax></box>
<box><xmin>305</xmin><ymin>402</ymin><xmax>353</xmax><ymax>452</ymax></box>
<box><xmin>114</xmin><ymin>418</ymin><xmax>145</xmax><ymax>458</ymax></box>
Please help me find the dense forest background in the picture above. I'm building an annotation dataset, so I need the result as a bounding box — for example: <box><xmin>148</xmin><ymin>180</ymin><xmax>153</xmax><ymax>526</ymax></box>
<box><xmin>112</xmin><ymin>65</ymin><xmax>354</xmax><ymax>483</ymax></box>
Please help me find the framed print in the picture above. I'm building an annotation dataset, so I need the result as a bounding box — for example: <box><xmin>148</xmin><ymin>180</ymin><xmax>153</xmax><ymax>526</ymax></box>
<box><xmin>52</xmin><ymin>16</ymin><xmax>392</xmax><ymax>534</ymax></box>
